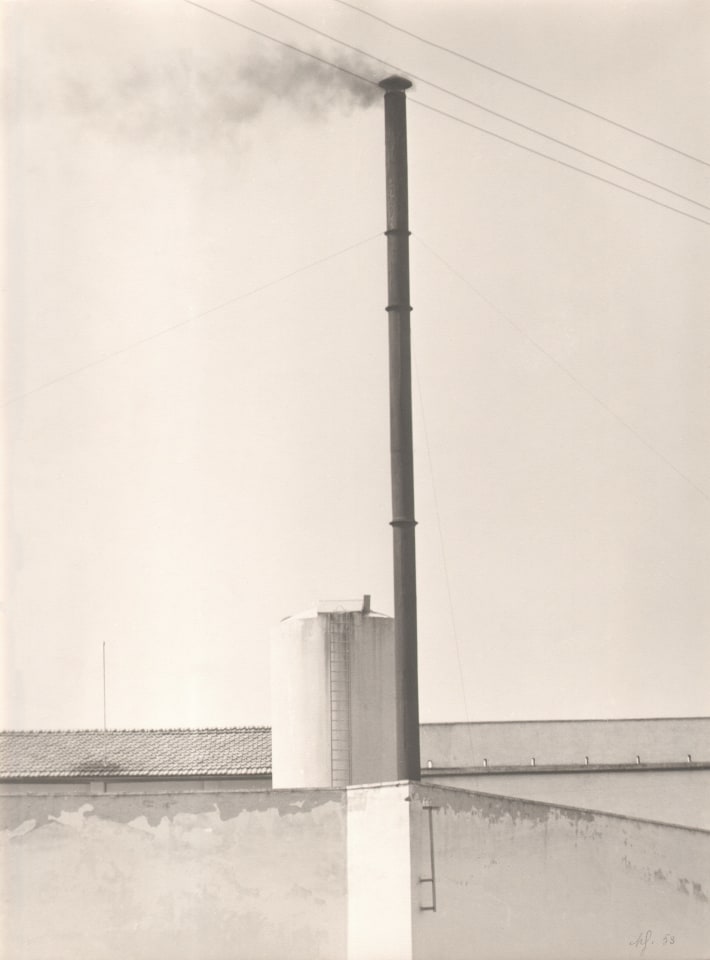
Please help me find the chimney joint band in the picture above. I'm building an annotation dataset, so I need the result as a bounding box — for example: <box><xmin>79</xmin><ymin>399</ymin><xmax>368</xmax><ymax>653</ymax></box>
<box><xmin>384</xmin><ymin>229</ymin><xmax>412</xmax><ymax>237</ymax></box>
<box><xmin>385</xmin><ymin>304</ymin><xmax>413</xmax><ymax>312</ymax></box>
<box><xmin>390</xmin><ymin>518</ymin><xmax>418</xmax><ymax>528</ymax></box>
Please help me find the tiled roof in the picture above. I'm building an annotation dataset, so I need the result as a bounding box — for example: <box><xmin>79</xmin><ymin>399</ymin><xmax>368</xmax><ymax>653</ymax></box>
<box><xmin>0</xmin><ymin>727</ymin><xmax>271</xmax><ymax>780</ymax></box>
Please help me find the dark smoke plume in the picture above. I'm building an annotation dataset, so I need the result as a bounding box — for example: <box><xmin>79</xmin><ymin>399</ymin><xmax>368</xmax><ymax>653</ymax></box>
<box><xmin>52</xmin><ymin>47</ymin><xmax>382</xmax><ymax>148</ymax></box>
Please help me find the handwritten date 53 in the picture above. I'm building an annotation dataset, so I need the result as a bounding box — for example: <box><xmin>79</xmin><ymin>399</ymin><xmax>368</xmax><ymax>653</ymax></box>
<box><xmin>630</xmin><ymin>931</ymin><xmax>676</xmax><ymax>953</ymax></box>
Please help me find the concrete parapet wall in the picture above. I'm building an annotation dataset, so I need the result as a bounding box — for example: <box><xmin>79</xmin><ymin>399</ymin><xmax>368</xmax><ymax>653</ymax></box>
<box><xmin>407</xmin><ymin>782</ymin><xmax>710</xmax><ymax>960</ymax></box>
<box><xmin>3</xmin><ymin>781</ymin><xmax>708</xmax><ymax>960</ymax></box>
<box><xmin>0</xmin><ymin>788</ymin><xmax>346</xmax><ymax>960</ymax></box>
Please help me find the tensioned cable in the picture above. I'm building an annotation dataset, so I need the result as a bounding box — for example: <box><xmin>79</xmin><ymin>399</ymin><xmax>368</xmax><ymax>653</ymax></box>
<box><xmin>414</xmin><ymin>235</ymin><xmax>710</xmax><ymax>505</ymax></box>
<box><xmin>247</xmin><ymin>0</ymin><xmax>710</xmax><ymax>212</ymax></box>
<box><xmin>183</xmin><ymin>0</ymin><xmax>379</xmax><ymax>89</ymax></box>
<box><xmin>3</xmin><ymin>233</ymin><xmax>381</xmax><ymax>407</ymax></box>
<box><xmin>331</xmin><ymin>0</ymin><xmax>710</xmax><ymax>169</ymax></box>
<box><xmin>413</xmin><ymin>349</ymin><xmax>475</xmax><ymax>742</ymax></box>
<box><xmin>184</xmin><ymin>0</ymin><xmax>710</xmax><ymax>229</ymax></box>
<box><xmin>411</xmin><ymin>100</ymin><xmax>710</xmax><ymax>229</ymax></box>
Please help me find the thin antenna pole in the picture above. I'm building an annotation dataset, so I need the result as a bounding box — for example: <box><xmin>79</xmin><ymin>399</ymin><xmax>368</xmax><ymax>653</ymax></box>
<box><xmin>380</xmin><ymin>75</ymin><xmax>421</xmax><ymax>781</ymax></box>
<box><xmin>102</xmin><ymin>641</ymin><xmax>107</xmax><ymax>732</ymax></box>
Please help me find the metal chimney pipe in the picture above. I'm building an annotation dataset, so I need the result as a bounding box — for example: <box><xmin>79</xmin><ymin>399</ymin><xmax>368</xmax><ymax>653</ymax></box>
<box><xmin>380</xmin><ymin>75</ymin><xmax>421</xmax><ymax>781</ymax></box>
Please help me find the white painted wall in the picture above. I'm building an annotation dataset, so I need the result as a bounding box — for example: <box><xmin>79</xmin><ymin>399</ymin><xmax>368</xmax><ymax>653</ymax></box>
<box><xmin>346</xmin><ymin>782</ymin><xmax>413</xmax><ymax>960</ymax></box>
<box><xmin>408</xmin><ymin>782</ymin><xmax>710</xmax><ymax>960</ymax></box>
<box><xmin>270</xmin><ymin>602</ymin><xmax>397</xmax><ymax>788</ymax></box>
<box><xmin>271</xmin><ymin>610</ymin><xmax>333</xmax><ymax>788</ymax></box>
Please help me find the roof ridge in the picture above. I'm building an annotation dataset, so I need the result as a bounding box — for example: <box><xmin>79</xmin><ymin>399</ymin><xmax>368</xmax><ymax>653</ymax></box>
<box><xmin>422</xmin><ymin>716</ymin><xmax>710</xmax><ymax>726</ymax></box>
<box><xmin>0</xmin><ymin>725</ymin><xmax>272</xmax><ymax>735</ymax></box>
<box><xmin>4</xmin><ymin>718</ymin><xmax>708</xmax><ymax>735</ymax></box>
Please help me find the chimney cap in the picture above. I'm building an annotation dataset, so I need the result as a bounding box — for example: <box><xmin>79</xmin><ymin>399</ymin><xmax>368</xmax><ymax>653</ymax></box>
<box><xmin>379</xmin><ymin>75</ymin><xmax>412</xmax><ymax>92</ymax></box>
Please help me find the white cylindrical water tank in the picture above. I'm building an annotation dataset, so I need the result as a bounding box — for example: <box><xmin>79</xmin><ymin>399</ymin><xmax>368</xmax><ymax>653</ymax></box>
<box><xmin>270</xmin><ymin>597</ymin><xmax>397</xmax><ymax>789</ymax></box>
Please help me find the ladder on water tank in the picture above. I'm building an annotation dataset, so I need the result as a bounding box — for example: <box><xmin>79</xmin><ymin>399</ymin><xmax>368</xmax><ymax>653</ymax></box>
<box><xmin>329</xmin><ymin>611</ymin><xmax>352</xmax><ymax>788</ymax></box>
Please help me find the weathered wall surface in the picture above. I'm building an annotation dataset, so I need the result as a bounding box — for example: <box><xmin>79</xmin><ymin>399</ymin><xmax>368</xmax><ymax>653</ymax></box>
<box><xmin>427</xmin><ymin>769</ymin><xmax>710</xmax><ymax>831</ymax></box>
<box><xmin>4</xmin><ymin>779</ymin><xmax>709</xmax><ymax>960</ymax></box>
<box><xmin>0</xmin><ymin>788</ymin><xmax>346</xmax><ymax>960</ymax></box>
<box><xmin>408</xmin><ymin>782</ymin><xmax>710</xmax><ymax>960</ymax></box>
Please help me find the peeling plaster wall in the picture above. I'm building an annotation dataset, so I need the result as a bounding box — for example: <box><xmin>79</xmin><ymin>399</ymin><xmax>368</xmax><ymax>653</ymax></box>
<box><xmin>4</xmin><ymin>780</ymin><xmax>709</xmax><ymax>960</ymax></box>
<box><xmin>408</xmin><ymin>782</ymin><xmax>710</xmax><ymax>960</ymax></box>
<box><xmin>427</xmin><ymin>769</ymin><xmax>710</xmax><ymax>831</ymax></box>
<box><xmin>0</xmin><ymin>788</ymin><xmax>346</xmax><ymax>960</ymax></box>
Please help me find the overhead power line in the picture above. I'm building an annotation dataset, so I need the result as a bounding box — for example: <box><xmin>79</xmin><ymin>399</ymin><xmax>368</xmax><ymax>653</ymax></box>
<box><xmin>184</xmin><ymin>1</ymin><xmax>710</xmax><ymax>228</ymax></box>
<box><xmin>248</xmin><ymin>0</ymin><xmax>710</xmax><ymax>213</ymax></box>
<box><xmin>183</xmin><ymin>0</ymin><xmax>378</xmax><ymax>90</ymax></box>
<box><xmin>3</xmin><ymin>233</ymin><xmax>381</xmax><ymax>407</ymax></box>
<box><xmin>331</xmin><ymin>0</ymin><xmax>710</xmax><ymax>169</ymax></box>
<box><xmin>414</xmin><ymin>235</ymin><xmax>710</xmax><ymax>506</ymax></box>
<box><xmin>411</xmin><ymin>100</ymin><xmax>710</xmax><ymax>229</ymax></box>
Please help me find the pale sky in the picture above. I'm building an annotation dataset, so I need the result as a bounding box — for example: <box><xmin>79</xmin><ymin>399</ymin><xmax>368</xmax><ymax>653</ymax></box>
<box><xmin>3</xmin><ymin>0</ymin><xmax>709</xmax><ymax>730</ymax></box>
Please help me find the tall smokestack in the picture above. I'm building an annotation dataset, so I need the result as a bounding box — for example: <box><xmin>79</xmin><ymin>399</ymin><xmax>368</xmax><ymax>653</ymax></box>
<box><xmin>380</xmin><ymin>76</ymin><xmax>421</xmax><ymax>781</ymax></box>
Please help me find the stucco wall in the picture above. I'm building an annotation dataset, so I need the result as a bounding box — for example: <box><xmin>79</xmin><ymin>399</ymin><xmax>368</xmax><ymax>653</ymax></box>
<box><xmin>4</xmin><ymin>780</ymin><xmax>709</xmax><ymax>960</ymax></box>
<box><xmin>0</xmin><ymin>788</ymin><xmax>346</xmax><ymax>960</ymax></box>
<box><xmin>427</xmin><ymin>768</ymin><xmax>710</xmax><ymax>831</ymax></box>
<box><xmin>408</xmin><ymin>782</ymin><xmax>710</xmax><ymax>960</ymax></box>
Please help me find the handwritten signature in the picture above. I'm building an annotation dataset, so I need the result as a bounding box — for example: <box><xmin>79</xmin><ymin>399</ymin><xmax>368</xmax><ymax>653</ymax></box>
<box><xmin>630</xmin><ymin>931</ymin><xmax>676</xmax><ymax>953</ymax></box>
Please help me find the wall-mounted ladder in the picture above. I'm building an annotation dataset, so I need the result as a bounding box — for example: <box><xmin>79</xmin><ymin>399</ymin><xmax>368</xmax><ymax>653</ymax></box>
<box><xmin>328</xmin><ymin>611</ymin><xmax>352</xmax><ymax>788</ymax></box>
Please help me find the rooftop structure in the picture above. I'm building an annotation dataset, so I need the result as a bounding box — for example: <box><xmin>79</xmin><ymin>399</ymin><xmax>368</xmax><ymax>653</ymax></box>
<box><xmin>2</xmin><ymin>717</ymin><xmax>707</xmax><ymax>780</ymax></box>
